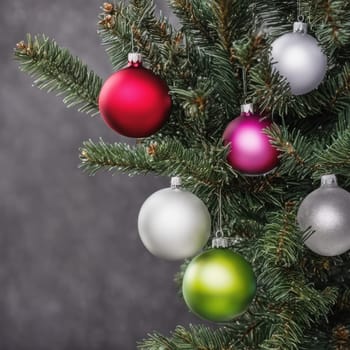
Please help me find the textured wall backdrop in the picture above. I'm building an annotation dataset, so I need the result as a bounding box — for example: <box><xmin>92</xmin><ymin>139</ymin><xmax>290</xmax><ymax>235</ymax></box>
<box><xmin>0</xmin><ymin>1</ymin><xmax>199</xmax><ymax>349</ymax></box>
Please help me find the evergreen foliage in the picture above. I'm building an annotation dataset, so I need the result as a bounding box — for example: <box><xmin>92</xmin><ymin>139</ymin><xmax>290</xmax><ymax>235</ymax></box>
<box><xmin>15</xmin><ymin>34</ymin><xmax>102</xmax><ymax>116</ymax></box>
<box><xmin>14</xmin><ymin>0</ymin><xmax>350</xmax><ymax>349</ymax></box>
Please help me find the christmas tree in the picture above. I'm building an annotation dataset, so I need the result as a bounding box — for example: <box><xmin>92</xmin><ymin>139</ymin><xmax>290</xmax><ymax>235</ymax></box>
<box><xmin>14</xmin><ymin>0</ymin><xmax>350</xmax><ymax>349</ymax></box>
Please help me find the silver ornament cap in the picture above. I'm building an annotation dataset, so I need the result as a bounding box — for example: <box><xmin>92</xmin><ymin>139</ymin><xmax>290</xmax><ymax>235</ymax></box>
<box><xmin>241</xmin><ymin>103</ymin><xmax>254</xmax><ymax>114</ymax></box>
<box><xmin>128</xmin><ymin>52</ymin><xmax>142</xmax><ymax>63</ymax></box>
<box><xmin>320</xmin><ymin>174</ymin><xmax>337</xmax><ymax>186</ymax></box>
<box><xmin>293</xmin><ymin>21</ymin><xmax>308</xmax><ymax>34</ymax></box>
<box><xmin>171</xmin><ymin>176</ymin><xmax>182</xmax><ymax>189</ymax></box>
<box><xmin>297</xmin><ymin>174</ymin><xmax>350</xmax><ymax>256</ymax></box>
<box><xmin>212</xmin><ymin>234</ymin><xmax>242</xmax><ymax>249</ymax></box>
<box><xmin>212</xmin><ymin>236</ymin><xmax>230</xmax><ymax>248</ymax></box>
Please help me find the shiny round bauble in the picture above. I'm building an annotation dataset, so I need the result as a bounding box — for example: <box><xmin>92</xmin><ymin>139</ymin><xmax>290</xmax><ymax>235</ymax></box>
<box><xmin>98</xmin><ymin>55</ymin><xmax>172</xmax><ymax>138</ymax></box>
<box><xmin>271</xmin><ymin>22</ymin><xmax>327</xmax><ymax>95</ymax></box>
<box><xmin>182</xmin><ymin>248</ymin><xmax>256</xmax><ymax>322</ymax></box>
<box><xmin>297</xmin><ymin>174</ymin><xmax>350</xmax><ymax>256</ymax></box>
<box><xmin>137</xmin><ymin>186</ymin><xmax>211</xmax><ymax>260</ymax></box>
<box><xmin>223</xmin><ymin>110</ymin><xmax>279</xmax><ymax>175</ymax></box>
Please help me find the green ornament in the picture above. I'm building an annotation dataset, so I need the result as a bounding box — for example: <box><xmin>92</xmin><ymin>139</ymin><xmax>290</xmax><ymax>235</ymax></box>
<box><xmin>182</xmin><ymin>248</ymin><xmax>256</xmax><ymax>322</ymax></box>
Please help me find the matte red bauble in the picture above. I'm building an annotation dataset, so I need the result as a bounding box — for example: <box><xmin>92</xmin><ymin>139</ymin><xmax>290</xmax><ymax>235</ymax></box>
<box><xmin>223</xmin><ymin>104</ymin><xmax>279</xmax><ymax>175</ymax></box>
<box><xmin>99</xmin><ymin>53</ymin><xmax>172</xmax><ymax>138</ymax></box>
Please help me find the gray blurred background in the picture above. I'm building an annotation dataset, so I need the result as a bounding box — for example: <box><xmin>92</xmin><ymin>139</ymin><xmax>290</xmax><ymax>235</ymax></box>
<box><xmin>0</xmin><ymin>1</ymin><xmax>199</xmax><ymax>349</ymax></box>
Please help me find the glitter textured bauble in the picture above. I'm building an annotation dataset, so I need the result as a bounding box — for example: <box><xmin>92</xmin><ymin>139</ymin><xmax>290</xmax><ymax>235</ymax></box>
<box><xmin>271</xmin><ymin>22</ymin><xmax>327</xmax><ymax>95</ymax></box>
<box><xmin>223</xmin><ymin>105</ymin><xmax>279</xmax><ymax>175</ymax></box>
<box><xmin>98</xmin><ymin>53</ymin><xmax>172</xmax><ymax>138</ymax></box>
<box><xmin>137</xmin><ymin>178</ymin><xmax>211</xmax><ymax>260</ymax></box>
<box><xmin>182</xmin><ymin>248</ymin><xmax>256</xmax><ymax>322</ymax></box>
<box><xmin>297</xmin><ymin>174</ymin><xmax>350</xmax><ymax>256</ymax></box>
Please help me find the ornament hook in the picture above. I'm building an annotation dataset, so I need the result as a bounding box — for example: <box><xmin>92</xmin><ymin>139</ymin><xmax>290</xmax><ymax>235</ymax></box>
<box><xmin>131</xmin><ymin>25</ymin><xmax>134</xmax><ymax>52</ymax></box>
<box><xmin>212</xmin><ymin>185</ymin><xmax>230</xmax><ymax>248</ymax></box>
<box><xmin>242</xmin><ymin>67</ymin><xmax>248</xmax><ymax>103</ymax></box>
<box><xmin>295</xmin><ymin>0</ymin><xmax>307</xmax><ymax>33</ymax></box>
<box><xmin>218</xmin><ymin>185</ymin><xmax>223</xmax><ymax>234</ymax></box>
<box><xmin>297</xmin><ymin>0</ymin><xmax>301</xmax><ymax>20</ymax></box>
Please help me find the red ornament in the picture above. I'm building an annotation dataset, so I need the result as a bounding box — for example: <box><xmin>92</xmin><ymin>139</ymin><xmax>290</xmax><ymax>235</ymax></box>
<box><xmin>99</xmin><ymin>53</ymin><xmax>172</xmax><ymax>138</ymax></box>
<box><xmin>223</xmin><ymin>104</ymin><xmax>279</xmax><ymax>175</ymax></box>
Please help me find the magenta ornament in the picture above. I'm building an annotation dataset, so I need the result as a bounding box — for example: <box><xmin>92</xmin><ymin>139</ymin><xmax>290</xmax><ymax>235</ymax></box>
<box><xmin>223</xmin><ymin>104</ymin><xmax>279</xmax><ymax>175</ymax></box>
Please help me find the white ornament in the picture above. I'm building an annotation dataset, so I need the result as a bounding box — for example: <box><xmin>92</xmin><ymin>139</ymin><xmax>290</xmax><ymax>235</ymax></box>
<box><xmin>297</xmin><ymin>175</ymin><xmax>350</xmax><ymax>256</ymax></box>
<box><xmin>138</xmin><ymin>177</ymin><xmax>211</xmax><ymax>260</ymax></box>
<box><xmin>271</xmin><ymin>22</ymin><xmax>327</xmax><ymax>95</ymax></box>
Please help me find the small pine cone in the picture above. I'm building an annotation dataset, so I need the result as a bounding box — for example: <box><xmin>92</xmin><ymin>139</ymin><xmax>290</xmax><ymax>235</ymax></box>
<box><xmin>174</xmin><ymin>32</ymin><xmax>184</xmax><ymax>46</ymax></box>
<box><xmin>194</xmin><ymin>96</ymin><xmax>206</xmax><ymax>113</ymax></box>
<box><xmin>99</xmin><ymin>14</ymin><xmax>114</xmax><ymax>29</ymax></box>
<box><xmin>80</xmin><ymin>149</ymin><xmax>90</xmax><ymax>162</ymax></box>
<box><xmin>147</xmin><ymin>143</ymin><xmax>157</xmax><ymax>156</ymax></box>
<box><xmin>333</xmin><ymin>324</ymin><xmax>350</xmax><ymax>349</ymax></box>
<box><xmin>16</xmin><ymin>41</ymin><xmax>27</xmax><ymax>52</ymax></box>
<box><xmin>103</xmin><ymin>2</ymin><xmax>114</xmax><ymax>13</ymax></box>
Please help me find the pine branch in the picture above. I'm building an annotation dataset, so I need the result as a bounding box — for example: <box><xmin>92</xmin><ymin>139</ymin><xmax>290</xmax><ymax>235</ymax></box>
<box><xmin>79</xmin><ymin>138</ymin><xmax>234</xmax><ymax>186</ymax></box>
<box><xmin>170</xmin><ymin>0</ymin><xmax>217</xmax><ymax>46</ymax></box>
<box><xmin>313</xmin><ymin>129</ymin><xmax>350</xmax><ymax>178</ymax></box>
<box><xmin>98</xmin><ymin>0</ymin><xmax>185</xmax><ymax>79</ymax></box>
<box><xmin>255</xmin><ymin>0</ymin><xmax>295</xmax><ymax>38</ymax></box>
<box><xmin>212</xmin><ymin>0</ymin><xmax>237</xmax><ymax>54</ymax></box>
<box><xmin>337</xmin><ymin>288</ymin><xmax>350</xmax><ymax>313</ymax></box>
<box><xmin>138</xmin><ymin>325</ymin><xmax>234</xmax><ymax>350</ymax></box>
<box><xmin>310</xmin><ymin>0</ymin><xmax>350</xmax><ymax>49</ymax></box>
<box><xmin>326</xmin><ymin>63</ymin><xmax>350</xmax><ymax>113</ymax></box>
<box><xmin>206</xmin><ymin>49</ymin><xmax>241</xmax><ymax>116</ymax></box>
<box><xmin>267</xmin><ymin>124</ymin><xmax>316</xmax><ymax>180</ymax></box>
<box><xmin>254</xmin><ymin>206</ymin><xmax>338</xmax><ymax>349</ymax></box>
<box><xmin>249</xmin><ymin>54</ymin><xmax>292</xmax><ymax>115</ymax></box>
<box><xmin>138</xmin><ymin>331</ymin><xmax>177</xmax><ymax>349</ymax></box>
<box><xmin>98</xmin><ymin>2</ymin><xmax>133</xmax><ymax>71</ymax></box>
<box><xmin>260</xmin><ymin>205</ymin><xmax>302</xmax><ymax>267</ymax></box>
<box><xmin>14</xmin><ymin>34</ymin><xmax>102</xmax><ymax>116</ymax></box>
<box><xmin>169</xmin><ymin>81</ymin><xmax>232</xmax><ymax>141</ymax></box>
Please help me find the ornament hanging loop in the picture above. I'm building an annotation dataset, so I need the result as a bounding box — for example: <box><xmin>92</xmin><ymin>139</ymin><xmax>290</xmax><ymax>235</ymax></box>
<box><xmin>297</xmin><ymin>0</ymin><xmax>303</xmax><ymax>21</ymax></box>
<box><xmin>131</xmin><ymin>25</ymin><xmax>134</xmax><ymax>52</ymax></box>
<box><xmin>295</xmin><ymin>0</ymin><xmax>307</xmax><ymax>33</ymax></box>
<box><xmin>212</xmin><ymin>185</ymin><xmax>230</xmax><ymax>248</ymax></box>
<box><xmin>215</xmin><ymin>229</ymin><xmax>224</xmax><ymax>238</ymax></box>
<box><xmin>218</xmin><ymin>185</ymin><xmax>223</xmax><ymax>234</ymax></box>
<box><xmin>242</xmin><ymin>67</ymin><xmax>248</xmax><ymax>104</ymax></box>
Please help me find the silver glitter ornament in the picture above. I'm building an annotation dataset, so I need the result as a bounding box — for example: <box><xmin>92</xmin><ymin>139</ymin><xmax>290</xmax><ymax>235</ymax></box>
<box><xmin>271</xmin><ymin>21</ymin><xmax>327</xmax><ymax>95</ymax></box>
<box><xmin>138</xmin><ymin>177</ymin><xmax>211</xmax><ymax>260</ymax></box>
<box><xmin>297</xmin><ymin>175</ymin><xmax>350</xmax><ymax>256</ymax></box>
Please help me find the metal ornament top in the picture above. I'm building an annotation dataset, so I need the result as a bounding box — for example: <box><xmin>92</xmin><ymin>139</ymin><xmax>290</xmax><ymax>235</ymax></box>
<box><xmin>128</xmin><ymin>52</ymin><xmax>142</xmax><ymax>63</ymax></box>
<box><xmin>321</xmin><ymin>174</ymin><xmax>338</xmax><ymax>187</ymax></box>
<box><xmin>241</xmin><ymin>103</ymin><xmax>254</xmax><ymax>114</ymax></box>
<box><xmin>212</xmin><ymin>235</ymin><xmax>243</xmax><ymax>249</ymax></box>
<box><xmin>128</xmin><ymin>53</ymin><xmax>142</xmax><ymax>67</ymax></box>
<box><xmin>212</xmin><ymin>236</ymin><xmax>230</xmax><ymax>248</ymax></box>
<box><xmin>293</xmin><ymin>21</ymin><xmax>308</xmax><ymax>34</ymax></box>
<box><xmin>171</xmin><ymin>176</ymin><xmax>182</xmax><ymax>189</ymax></box>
